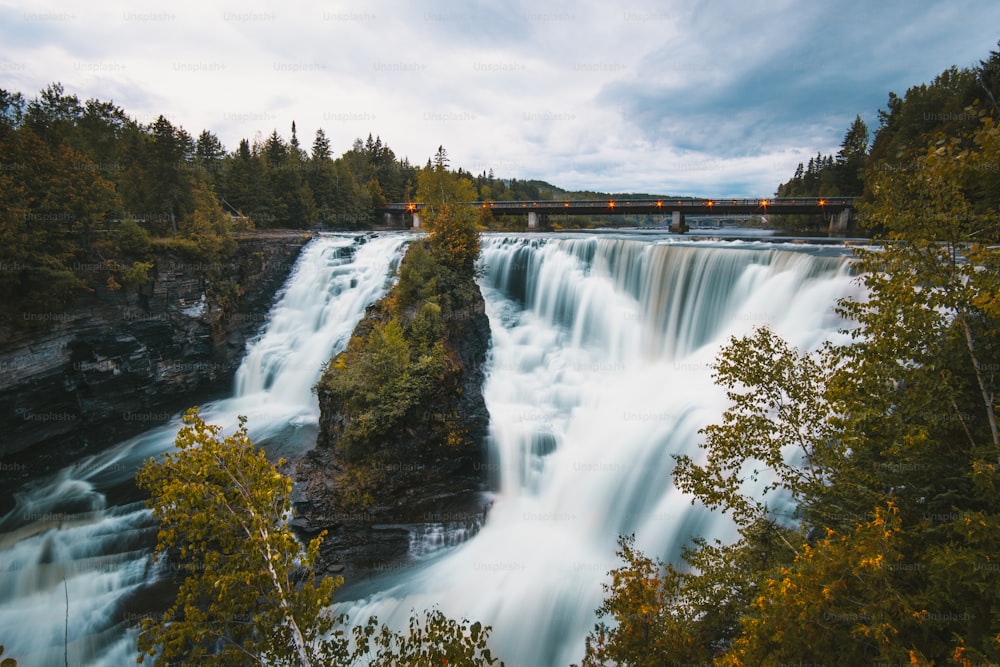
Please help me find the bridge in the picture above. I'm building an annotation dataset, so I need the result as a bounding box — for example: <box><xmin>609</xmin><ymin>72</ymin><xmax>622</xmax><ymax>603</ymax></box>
<box><xmin>377</xmin><ymin>197</ymin><xmax>856</xmax><ymax>233</ymax></box>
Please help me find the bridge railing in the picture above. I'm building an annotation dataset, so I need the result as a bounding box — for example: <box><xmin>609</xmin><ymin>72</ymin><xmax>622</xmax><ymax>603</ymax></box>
<box><xmin>378</xmin><ymin>197</ymin><xmax>855</xmax><ymax>212</ymax></box>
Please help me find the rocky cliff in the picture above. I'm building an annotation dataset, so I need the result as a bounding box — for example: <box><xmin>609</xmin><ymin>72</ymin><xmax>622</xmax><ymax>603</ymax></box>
<box><xmin>0</xmin><ymin>231</ymin><xmax>311</xmax><ymax>486</ymax></box>
<box><xmin>294</xmin><ymin>240</ymin><xmax>493</xmax><ymax>580</ymax></box>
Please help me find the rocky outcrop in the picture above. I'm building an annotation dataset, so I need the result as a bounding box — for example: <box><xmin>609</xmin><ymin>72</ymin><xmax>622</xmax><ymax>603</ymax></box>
<box><xmin>0</xmin><ymin>231</ymin><xmax>311</xmax><ymax>488</ymax></box>
<box><xmin>294</xmin><ymin>259</ymin><xmax>493</xmax><ymax>581</ymax></box>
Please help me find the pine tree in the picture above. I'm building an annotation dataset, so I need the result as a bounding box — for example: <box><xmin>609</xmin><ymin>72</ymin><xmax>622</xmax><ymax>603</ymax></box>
<box><xmin>147</xmin><ymin>115</ymin><xmax>193</xmax><ymax>235</ymax></box>
<box><xmin>195</xmin><ymin>130</ymin><xmax>226</xmax><ymax>184</ymax></box>
<box><xmin>311</xmin><ymin>128</ymin><xmax>331</xmax><ymax>160</ymax></box>
<box><xmin>290</xmin><ymin>121</ymin><xmax>300</xmax><ymax>150</ymax></box>
<box><xmin>434</xmin><ymin>144</ymin><xmax>449</xmax><ymax>170</ymax></box>
<box><xmin>308</xmin><ymin>129</ymin><xmax>339</xmax><ymax>226</ymax></box>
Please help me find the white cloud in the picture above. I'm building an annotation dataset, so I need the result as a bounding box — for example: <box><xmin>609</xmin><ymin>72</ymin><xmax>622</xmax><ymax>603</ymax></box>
<box><xmin>2</xmin><ymin>0</ymin><xmax>999</xmax><ymax>196</ymax></box>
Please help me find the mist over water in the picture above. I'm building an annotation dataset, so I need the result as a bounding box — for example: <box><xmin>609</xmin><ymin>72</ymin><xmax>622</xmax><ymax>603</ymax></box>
<box><xmin>0</xmin><ymin>232</ymin><xmax>862</xmax><ymax>666</ymax></box>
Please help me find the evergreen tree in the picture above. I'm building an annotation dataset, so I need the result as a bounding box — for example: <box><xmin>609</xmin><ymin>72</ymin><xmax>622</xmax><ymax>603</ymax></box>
<box><xmin>195</xmin><ymin>129</ymin><xmax>226</xmax><ymax>188</ymax></box>
<box><xmin>222</xmin><ymin>138</ymin><xmax>266</xmax><ymax>222</ymax></box>
<box><xmin>147</xmin><ymin>115</ymin><xmax>193</xmax><ymax>234</ymax></box>
<box><xmin>833</xmin><ymin>115</ymin><xmax>869</xmax><ymax>194</ymax></box>
<box><xmin>289</xmin><ymin>120</ymin><xmax>303</xmax><ymax>160</ymax></box>
<box><xmin>310</xmin><ymin>127</ymin><xmax>331</xmax><ymax>160</ymax></box>
<box><xmin>79</xmin><ymin>98</ymin><xmax>133</xmax><ymax>169</ymax></box>
<box><xmin>23</xmin><ymin>82</ymin><xmax>83</xmax><ymax>147</ymax></box>
<box><xmin>434</xmin><ymin>144</ymin><xmax>449</xmax><ymax>170</ymax></box>
<box><xmin>307</xmin><ymin>128</ymin><xmax>340</xmax><ymax>226</ymax></box>
<box><xmin>263</xmin><ymin>129</ymin><xmax>287</xmax><ymax>168</ymax></box>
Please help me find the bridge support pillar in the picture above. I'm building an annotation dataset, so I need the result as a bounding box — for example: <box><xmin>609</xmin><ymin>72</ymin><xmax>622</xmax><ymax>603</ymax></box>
<box><xmin>527</xmin><ymin>211</ymin><xmax>539</xmax><ymax>229</ymax></box>
<box><xmin>829</xmin><ymin>208</ymin><xmax>852</xmax><ymax>235</ymax></box>
<box><xmin>670</xmin><ymin>210</ymin><xmax>688</xmax><ymax>233</ymax></box>
<box><xmin>412</xmin><ymin>213</ymin><xmax>421</xmax><ymax>229</ymax></box>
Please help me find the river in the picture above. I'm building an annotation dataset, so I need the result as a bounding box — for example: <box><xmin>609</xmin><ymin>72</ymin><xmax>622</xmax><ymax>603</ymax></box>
<box><xmin>0</xmin><ymin>230</ymin><xmax>862</xmax><ymax>665</ymax></box>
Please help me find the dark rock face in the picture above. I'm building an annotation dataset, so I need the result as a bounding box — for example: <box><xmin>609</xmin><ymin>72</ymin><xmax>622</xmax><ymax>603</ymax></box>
<box><xmin>295</xmin><ymin>277</ymin><xmax>494</xmax><ymax>581</ymax></box>
<box><xmin>451</xmin><ymin>294</ymin><xmax>493</xmax><ymax>454</ymax></box>
<box><xmin>0</xmin><ymin>232</ymin><xmax>311</xmax><ymax>489</ymax></box>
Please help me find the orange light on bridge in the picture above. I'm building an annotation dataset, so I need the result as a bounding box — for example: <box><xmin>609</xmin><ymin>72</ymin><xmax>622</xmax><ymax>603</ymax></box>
<box><xmin>656</xmin><ymin>200</ymin><xmax>663</xmax><ymax>207</ymax></box>
<box><xmin>564</xmin><ymin>202</ymin><xmax>570</xmax><ymax>207</ymax></box>
<box><xmin>761</xmin><ymin>199</ymin><xmax>770</xmax><ymax>208</ymax></box>
<box><xmin>818</xmin><ymin>199</ymin><xmax>826</xmax><ymax>206</ymax></box>
<box><xmin>707</xmin><ymin>200</ymin><xmax>714</xmax><ymax>207</ymax></box>
<box><xmin>406</xmin><ymin>203</ymin><xmax>416</xmax><ymax>212</ymax></box>
<box><xmin>608</xmin><ymin>201</ymin><xmax>616</xmax><ymax>209</ymax></box>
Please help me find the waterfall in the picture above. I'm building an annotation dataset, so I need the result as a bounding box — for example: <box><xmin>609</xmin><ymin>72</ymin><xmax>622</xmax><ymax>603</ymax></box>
<box><xmin>0</xmin><ymin>233</ymin><xmax>408</xmax><ymax>666</ymax></box>
<box><xmin>335</xmin><ymin>235</ymin><xmax>862</xmax><ymax>667</ymax></box>
<box><xmin>0</xmin><ymin>232</ymin><xmax>862</xmax><ymax>666</ymax></box>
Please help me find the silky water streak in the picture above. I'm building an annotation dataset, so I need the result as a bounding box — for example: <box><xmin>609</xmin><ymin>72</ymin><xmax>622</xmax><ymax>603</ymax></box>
<box><xmin>335</xmin><ymin>235</ymin><xmax>862</xmax><ymax>667</ymax></box>
<box><xmin>0</xmin><ymin>233</ymin><xmax>409</xmax><ymax>665</ymax></box>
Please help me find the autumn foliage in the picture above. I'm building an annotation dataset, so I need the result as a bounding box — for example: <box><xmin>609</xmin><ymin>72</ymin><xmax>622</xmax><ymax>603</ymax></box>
<box><xmin>137</xmin><ymin>408</ymin><xmax>503</xmax><ymax>666</ymax></box>
<box><xmin>580</xmin><ymin>93</ymin><xmax>1000</xmax><ymax>666</ymax></box>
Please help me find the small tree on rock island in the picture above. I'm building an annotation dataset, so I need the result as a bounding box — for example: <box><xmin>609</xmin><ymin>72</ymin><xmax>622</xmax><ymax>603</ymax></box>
<box><xmin>137</xmin><ymin>407</ymin><xmax>503</xmax><ymax>666</ymax></box>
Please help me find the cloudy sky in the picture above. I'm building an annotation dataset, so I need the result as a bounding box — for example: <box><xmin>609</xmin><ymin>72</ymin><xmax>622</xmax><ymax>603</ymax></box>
<box><xmin>2</xmin><ymin>0</ymin><xmax>998</xmax><ymax>197</ymax></box>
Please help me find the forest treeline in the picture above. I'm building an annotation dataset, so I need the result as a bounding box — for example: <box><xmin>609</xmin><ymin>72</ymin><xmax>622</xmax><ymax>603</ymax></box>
<box><xmin>0</xmin><ymin>84</ymin><xmax>572</xmax><ymax>322</ymax></box>
<box><xmin>776</xmin><ymin>43</ymin><xmax>1000</xmax><ymax>219</ymax></box>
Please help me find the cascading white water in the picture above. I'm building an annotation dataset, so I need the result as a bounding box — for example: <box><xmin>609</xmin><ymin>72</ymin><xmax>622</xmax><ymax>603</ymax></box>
<box><xmin>0</xmin><ymin>232</ymin><xmax>863</xmax><ymax>666</ymax></box>
<box><xmin>335</xmin><ymin>235</ymin><xmax>863</xmax><ymax>667</ymax></box>
<box><xmin>0</xmin><ymin>233</ymin><xmax>408</xmax><ymax>666</ymax></box>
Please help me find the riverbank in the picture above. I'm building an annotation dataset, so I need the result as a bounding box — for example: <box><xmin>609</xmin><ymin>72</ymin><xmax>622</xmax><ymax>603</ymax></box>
<box><xmin>0</xmin><ymin>230</ymin><xmax>311</xmax><ymax>509</ymax></box>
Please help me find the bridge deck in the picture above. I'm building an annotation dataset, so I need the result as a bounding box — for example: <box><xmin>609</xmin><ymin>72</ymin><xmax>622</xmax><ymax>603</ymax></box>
<box><xmin>377</xmin><ymin>197</ymin><xmax>854</xmax><ymax>217</ymax></box>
